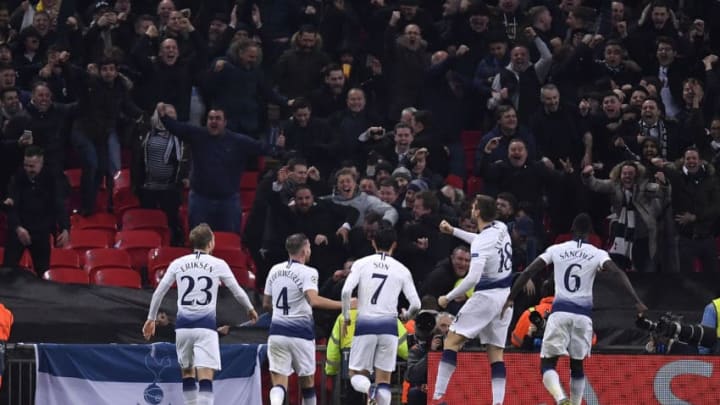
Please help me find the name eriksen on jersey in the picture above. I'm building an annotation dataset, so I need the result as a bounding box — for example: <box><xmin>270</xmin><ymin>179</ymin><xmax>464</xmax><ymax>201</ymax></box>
<box><xmin>181</xmin><ymin>261</ymin><xmax>214</xmax><ymax>272</ymax></box>
<box><xmin>558</xmin><ymin>250</ymin><xmax>595</xmax><ymax>262</ymax></box>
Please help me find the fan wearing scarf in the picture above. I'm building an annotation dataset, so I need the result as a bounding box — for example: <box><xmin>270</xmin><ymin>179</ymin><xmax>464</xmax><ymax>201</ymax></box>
<box><xmin>581</xmin><ymin>161</ymin><xmax>669</xmax><ymax>272</ymax></box>
<box><xmin>134</xmin><ymin>103</ymin><xmax>186</xmax><ymax>245</ymax></box>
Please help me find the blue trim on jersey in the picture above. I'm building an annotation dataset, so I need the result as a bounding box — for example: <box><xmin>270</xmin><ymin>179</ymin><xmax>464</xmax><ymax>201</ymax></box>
<box><xmin>551</xmin><ymin>299</ymin><xmax>592</xmax><ymax>317</ymax></box>
<box><xmin>176</xmin><ymin>313</ymin><xmax>216</xmax><ymax>330</ymax></box>
<box><xmin>355</xmin><ymin>317</ymin><xmax>397</xmax><ymax>336</ymax></box>
<box><xmin>474</xmin><ymin>275</ymin><xmax>513</xmax><ymax>291</ymax></box>
<box><xmin>269</xmin><ymin>317</ymin><xmax>315</xmax><ymax>340</ymax></box>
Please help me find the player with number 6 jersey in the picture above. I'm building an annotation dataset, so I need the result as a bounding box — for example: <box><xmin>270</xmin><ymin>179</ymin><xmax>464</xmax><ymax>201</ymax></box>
<box><xmin>505</xmin><ymin>213</ymin><xmax>647</xmax><ymax>405</ymax></box>
<box><xmin>264</xmin><ymin>234</ymin><xmax>342</xmax><ymax>405</ymax></box>
<box><xmin>143</xmin><ymin>224</ymin><xmax>258</xmax><ymax>405</ymax></box>
<box><xmin>342</xmin><ymin>226</ymin><xmax>420</xmax><ymax>405</ymax></box>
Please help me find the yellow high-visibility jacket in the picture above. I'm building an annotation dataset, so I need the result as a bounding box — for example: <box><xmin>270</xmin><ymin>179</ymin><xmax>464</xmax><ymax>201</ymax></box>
<box><xmin>325</xmin><ymin>309</ymin><xmax>409</xmax><ymax>376</ymax></box>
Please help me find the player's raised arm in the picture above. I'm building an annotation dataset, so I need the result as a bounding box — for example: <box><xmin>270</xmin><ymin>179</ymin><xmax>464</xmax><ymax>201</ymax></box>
<box><xmin>600</xmin><ymin>259</ymin><xmax>648</xmax><ymax>313</ymax></box>
<box><xmin>441</xmin><ymin>239</ymin><xmax>490</xmax><ymax>306</ymax></box>
<box><xmin>439</xmin><ymin>219</ymin><xmax>476</xmax><ymax>244</ymax></box>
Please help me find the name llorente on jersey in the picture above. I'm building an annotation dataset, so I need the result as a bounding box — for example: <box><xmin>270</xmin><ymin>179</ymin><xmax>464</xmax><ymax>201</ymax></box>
<box><xmin>558</xmin><ymin>250</ymin><xmax>595</xmax><ymax>262</ymax></box>
<box><xmin>181</xmin><ymin>261</ymin><xmax>214</xmax><ymax>272</ymax></box>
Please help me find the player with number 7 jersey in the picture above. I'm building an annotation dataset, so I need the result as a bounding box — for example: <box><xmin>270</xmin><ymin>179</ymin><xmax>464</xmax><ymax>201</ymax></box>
<box><xmin>341</xmin><ymin>226</ymin><xmax>420</xmax><ymax>405</ymax></box>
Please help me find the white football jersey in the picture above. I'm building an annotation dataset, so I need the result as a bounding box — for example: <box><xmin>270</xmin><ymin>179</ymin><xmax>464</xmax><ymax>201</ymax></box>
<box><xmin>446</xmin><ymin>221</ymin><xmax>512</xmax><ymax>301</ymax></box>
<box><xmin>149</xmin><ymin>252</ymin><xmax>252</xmax><ymax>330</ymax></box>
<box><xmin>342</xmin><ymin>253</ymin><xmax>420</xmax><ymax>336</ymax></box>
<box><xmin>539</xmin><ymin>240</ymin><xmax>612</xmax><ymax>317</ymax></box>
<box><xmin>265</xmin><ymin>260</ymin><xmax>318</xmax><ymax>340</ymax></box>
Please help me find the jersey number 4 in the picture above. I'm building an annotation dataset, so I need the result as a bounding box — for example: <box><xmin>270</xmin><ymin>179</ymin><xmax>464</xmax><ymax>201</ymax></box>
<box><xmin>276</xmin><ymin>287</ymin><xmax>290</xmax><ymax>315</ymax></box>
<box><xmin>180</xmin><ymin>276</ymin><xmax>213</xmax><ymax>306</ymax></box>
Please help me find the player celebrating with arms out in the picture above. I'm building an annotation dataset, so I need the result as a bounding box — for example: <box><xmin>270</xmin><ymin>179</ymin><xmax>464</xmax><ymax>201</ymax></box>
<box><xmin>431</xmin><ymin>194</ymin><xmax>514</xmax><ymax>405</ymax></box>
<box><xmin>504</xmin><ymin>213</ymin><xmax>647</xmax><ymax>405</ymax></box>
<box><xmin>143</xmin><ymin>223</ymin><xmax>258</xmax><ymax>405</ymax></box>
<box><xmin>265</xmin><ymin>233</ymin><xmax>343</xmax><ymax>405</ymax></box>
<box><xmin>341</xmin><ymin>225</ymin><xmax>421</xmax><ymax>405</ymax></box>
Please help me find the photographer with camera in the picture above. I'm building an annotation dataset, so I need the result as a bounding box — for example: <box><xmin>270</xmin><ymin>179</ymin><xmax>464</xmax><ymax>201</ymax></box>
<box><xmin>636</xmin><ymin>312</ymin><xmax>716</xmax><ymax>354</ymax></box>
<box><xmin>511</xmin><ymin>280</ymin><xmax>554</xmax><ymax>350</ymax></box>
<box><xmin>404</xmin><ymin>310</ymin><xmax>453</xmax><ymax>405</ymax></box>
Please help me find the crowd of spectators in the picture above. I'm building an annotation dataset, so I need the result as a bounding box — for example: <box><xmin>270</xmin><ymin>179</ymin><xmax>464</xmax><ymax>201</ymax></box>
<box><xmin>2</xmin><ymin>0</ymin><xmax>720</xmax><ymax>339</ymax></box>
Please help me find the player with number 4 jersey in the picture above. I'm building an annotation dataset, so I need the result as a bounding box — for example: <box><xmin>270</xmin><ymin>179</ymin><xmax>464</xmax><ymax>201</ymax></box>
<box><xmin>505</xmin><ymin>213</ymin><xmax>647</xmax><ymax>405</ymax></box>
<box><xmin>264</xmin><ymin>234</ymin><xmax>342</xmax><ymax>405</ymax></box>
<box><xmin>143</xmin><ymin>224</ymin><xmax>258</xmax><ymax>405</ymax></box>
<box><xmin>431</xmin><ymin>195</ymin><xmax>513</xmax><ymax>405</ymax></box>
<box><xmin>342</xmin><ymin>226</ymin><xmax>420</xmax><ymax>405</ymax></box>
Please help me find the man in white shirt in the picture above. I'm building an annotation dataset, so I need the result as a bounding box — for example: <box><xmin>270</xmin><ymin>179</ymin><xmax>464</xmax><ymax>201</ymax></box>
<box><xmin>143</xmin><ymin>223</ymin><xmax>258</xmax><ymax>405</ymax></box>
<box><xmin>504</xmin><ymin>213</ymin><xmax>647</xmax><ymax>405</ymax></box>
<box><xmin>431</xmin><ymin>195</ymin><xmax>513</xmax><ymax>405</ymax></box>
<box><xmin>264</xmin><ymin>233</ymin><xmax>342</xmax><ymax>405</ymax></box>
<box><xmin>342</xmin><ymin>226</ymin><xmax>421</xmax><ymax>405</ymax></box>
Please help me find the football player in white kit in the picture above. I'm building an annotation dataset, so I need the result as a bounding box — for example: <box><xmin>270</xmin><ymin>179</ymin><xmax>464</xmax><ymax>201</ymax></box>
<box><xmin>341</xmin><ymin>225</ymin><xmax>421</xmax><ymax>405</ymax></box>
<box><xmin>264</xmin><ymin>233</ymin><xmax>342</xmax><ymax>405</ymax></box>
<box><xmin>504</xmin><ymin>213</ymin><xmax>647</xmax><ymax>405</ymax></box>
<box><xmin>143</xmin><ymin>223</ymin><xmax>258</xmax><ymax>405</ymax></box>
<box><xmin>431</xmin><ymin>195</ymin><xmax>514</xmax><ymax>405</ymax></box>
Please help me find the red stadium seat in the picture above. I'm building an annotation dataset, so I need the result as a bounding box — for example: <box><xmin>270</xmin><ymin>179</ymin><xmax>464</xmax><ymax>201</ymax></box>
<box><xmin>213</xmin><ymin>247</ymin><xmax>256</xmax><ymax>289</ymax></box>
<box><xmin>122</xmin><ymin>209</ymin><xmax>170</xmax><ymax>245</ymax></box>
<box><xmin>240</xmin><ymin>190</ymin><xmax>256</xmax><ymax>212</ymax></box>
<box><xmin>214</xmin><ymin>232</ymin><xmax>242</xmax><ymax>249</ymax></box>
<box><xmin>147</xmin><ymin>247</ymin><xmax>191</xmax><ymax>287</ymax></box>
<box><xmin>444</xmin><ymin>174</ymin><xmax>464</xmax><ymax>190</ymax></box>
<box><xmin>50</xmin><ymin>249</ymin><xmax>81</xmax><ymax>269</ymax></box>
<box><xmin>92</xmin><ymin>268</ymin><xmax>142</xmax><ymax>289</ymax></box>
<box><xmin>43</xmin><ymin>268</ymin><xmax>89</xmax><ymax>284</ymax></box>
<box><xmin>70</xmin><ymin>212</ymin><xmax>117</xmax><ymax>245</ymax></box>
<box><xmin>84</xmin><ymin>248</ymin><xmax>133</xmax><ymax>278</ymax></box>
<box><xmin>115</xmin><ymin>230</ymin><xmax>163</xmax><ymax>271</ymax></box>
<box><xmin>65</xmin><ymin>230</ymin><xmax>111</xmax><ymax>258</ymax></box>
<box><xmin>240</xmin><ymin>171</ymin><xmax>259</xmax><ymax>190</ymax></box>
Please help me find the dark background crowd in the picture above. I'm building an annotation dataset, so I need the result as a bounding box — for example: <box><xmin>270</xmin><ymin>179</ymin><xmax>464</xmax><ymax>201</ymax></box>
<box><xmin>1</xmin><ymin>0</ymin><xmax>720</xmax><ymax>344</ymax></box>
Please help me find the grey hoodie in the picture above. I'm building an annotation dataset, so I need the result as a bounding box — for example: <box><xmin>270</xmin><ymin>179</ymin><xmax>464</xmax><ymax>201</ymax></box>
<box><xmin>326</xmin><ymin>189</ymin><xmax>398</xmax><ymax>226</ymax></box>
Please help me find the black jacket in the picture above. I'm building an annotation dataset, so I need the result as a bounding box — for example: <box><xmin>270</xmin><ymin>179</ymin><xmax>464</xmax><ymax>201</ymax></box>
<box><xmin>6</xmin><ymin>167</ymin><xmax>68</xmax><ymax>234</ymax></box>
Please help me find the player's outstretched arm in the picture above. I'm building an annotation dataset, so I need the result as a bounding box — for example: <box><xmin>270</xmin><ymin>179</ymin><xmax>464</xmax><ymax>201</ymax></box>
<box><xmin>305</xmin><ymin>289</ymin><xmax>342</xmax><ymax>310</ymax></box>
<box><xmin>601</xmin><ymin>260</ymin><xmax>648</xmax><ymax>313</ymax></box>
<box><xmin>503</xmin><ymin>257</ymin><xmax>548</xmax><ymax>314</ymax></box>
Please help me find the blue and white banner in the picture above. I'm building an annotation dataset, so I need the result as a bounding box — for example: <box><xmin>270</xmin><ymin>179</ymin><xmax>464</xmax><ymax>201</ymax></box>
<box><xmin>35</xmin><ymin>343</ymin><xmax>266</xmax><ymax>405</ymax></box>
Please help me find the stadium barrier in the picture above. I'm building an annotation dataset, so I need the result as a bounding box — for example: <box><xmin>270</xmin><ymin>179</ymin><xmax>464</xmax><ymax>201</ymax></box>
<box><xmin>427</xmin><ymin>351</ymin><xmax>720</xmax><ymax>404</ymax></box>
<box><xmin>9</xmin><ymin>343</ymin><xmax>716</xmax><ymax>404</ymax></box>
<box><xmin>1</xmin><ymin>344</ymin><xmax>407</xmax><ymax>405</ymax></box>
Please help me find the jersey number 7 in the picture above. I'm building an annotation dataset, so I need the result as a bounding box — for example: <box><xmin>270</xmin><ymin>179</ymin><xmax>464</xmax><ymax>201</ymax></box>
<box><xmin>371</xmin><ymin>273</ymin><xmax>388</xmax><ymax>304</ymax></box>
